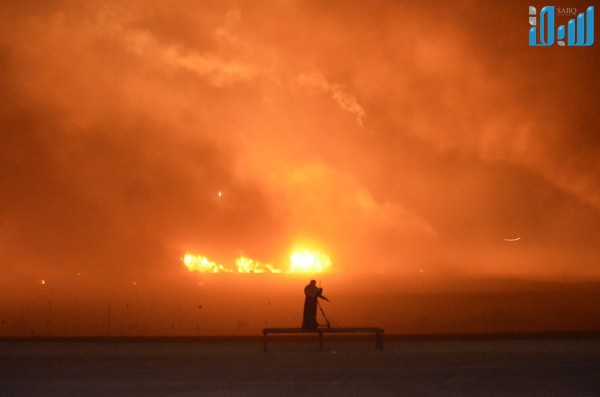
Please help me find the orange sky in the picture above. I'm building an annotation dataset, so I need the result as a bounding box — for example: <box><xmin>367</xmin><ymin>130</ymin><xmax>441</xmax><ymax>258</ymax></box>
<box><xmin>1</xmin><ymin>1</ymin><xmax>599</xmax><ymax>335</ymax></box>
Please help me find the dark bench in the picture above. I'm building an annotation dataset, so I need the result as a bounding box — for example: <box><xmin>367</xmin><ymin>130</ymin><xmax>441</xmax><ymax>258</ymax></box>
<box><xmin>262</xmin><ymin>327</ymin><xmax>384</xmax><ymax>352</ymax></box>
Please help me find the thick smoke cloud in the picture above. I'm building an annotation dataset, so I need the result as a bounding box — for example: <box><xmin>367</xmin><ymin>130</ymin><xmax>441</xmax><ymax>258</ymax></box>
<box><xmin>0</xmin><ymin>0</ymin><xmax>598</xmax><ymax>285</ymax></box>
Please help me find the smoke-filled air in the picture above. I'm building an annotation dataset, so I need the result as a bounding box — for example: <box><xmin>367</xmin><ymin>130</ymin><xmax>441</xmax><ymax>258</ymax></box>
<box><xmin>1</xmin><ymin>1</ymin><xmax>599</xmax><ymax>336</ymax></box>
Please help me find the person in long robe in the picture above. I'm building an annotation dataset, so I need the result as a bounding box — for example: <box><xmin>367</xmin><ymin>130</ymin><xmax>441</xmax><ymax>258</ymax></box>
<box><xmin>302</xmin><ymin>280</ymin><xmax>328</xmax><ymax>330</ymax></box>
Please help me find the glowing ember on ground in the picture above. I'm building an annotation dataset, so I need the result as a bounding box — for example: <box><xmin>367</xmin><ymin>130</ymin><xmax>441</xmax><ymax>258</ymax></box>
<box><xmin>182</xmin><ymin>250</ymin><xmax>331</xmax><ymax>274</ymax></box>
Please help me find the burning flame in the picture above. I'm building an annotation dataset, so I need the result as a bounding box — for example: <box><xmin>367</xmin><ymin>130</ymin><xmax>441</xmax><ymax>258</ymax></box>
<box><xmin>289</xmin><ymin>250</ymin><xmax>331</xmax><ymax>273</ymax></box>
<box><xmin>183</xmin><ymin>254</ymin><xmax>231</xmax><ymax>273</ymax></box>
<box><xmin>182</xmin><ymin>250</ymin><xmax>331</xmax><ymax>274</ymax></box>
<box><xmin>236</xmin><ymin>256</ymin><xmax>282</xmax><ymax>273</ymax></box>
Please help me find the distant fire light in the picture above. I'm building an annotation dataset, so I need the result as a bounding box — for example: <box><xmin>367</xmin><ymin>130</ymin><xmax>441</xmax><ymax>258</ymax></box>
<box><xmin>182</xmin><ymin>250</ymin><xmax>331</xmax><ymax>274</ymax></box>
<box><xmin>289</xmin><ymin>250</ymin><xmax>331</xmax><ymax>273</ymax></box>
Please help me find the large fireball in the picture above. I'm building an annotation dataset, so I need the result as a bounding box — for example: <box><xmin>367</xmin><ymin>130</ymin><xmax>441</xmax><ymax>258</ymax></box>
<box><xmin>289</xmin><ymin>250</ymin><xmax>331</xmax><ymax>273</ymax></box>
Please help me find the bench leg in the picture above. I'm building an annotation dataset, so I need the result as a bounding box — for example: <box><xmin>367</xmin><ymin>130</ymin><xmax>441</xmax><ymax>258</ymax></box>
<box><xmin>377</xmin><ymin>331</ymin><xmax>384</xmax><ymax>351</ymax></box>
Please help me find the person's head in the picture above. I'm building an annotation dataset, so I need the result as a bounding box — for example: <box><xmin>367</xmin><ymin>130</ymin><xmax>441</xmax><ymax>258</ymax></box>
<box><xmin>310</xmin><ymin>280</ymin><xmax>316</xmax><ymax>285</ymax></box>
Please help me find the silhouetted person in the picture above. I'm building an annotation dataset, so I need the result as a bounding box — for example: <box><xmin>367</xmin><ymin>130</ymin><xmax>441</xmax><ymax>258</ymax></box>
<box><xmin>302</xmin><ymin>280</ymin><xmax>329</xmax><ymax>331</ymax></box>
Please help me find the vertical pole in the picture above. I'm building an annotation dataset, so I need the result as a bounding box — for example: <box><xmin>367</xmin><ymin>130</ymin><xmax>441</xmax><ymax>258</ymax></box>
<box><xmin>263</xmin><ymin>330</ymin><xmax>268</xmax><ymax>352</ymax></box>
<box><xmin>47</xmin><ymin>298</ymin><xmax>52</xmax><ymax>337</ymax></box>
<box><xmin>319</xmin><ymin>330</ymin><xmax>323</xmax><ymax>350</ymax></box>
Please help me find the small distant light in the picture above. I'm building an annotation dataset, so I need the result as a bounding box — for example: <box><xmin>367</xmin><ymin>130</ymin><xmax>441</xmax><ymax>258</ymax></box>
<box><xmin>504</xmin><ymin>237</ymin><xmax>522</xmax><ymax>242</ymax></box>
<box><xmin>40</xmin><ymin>279</ymin><xmax>46</xmax><ymax>285</ymax></box>
<box><xmin>132</xmin><ymin>281</ymin><xmax>137</xmax><ymax>286</ymax></box>
<box><xmin>217</xmin><ymin>191</ymin><xmax>223</xmax><ymax>198</ymax></box>
<box><xmin>419</xmin><ymin>269</ymin><xmax>424</xmax><ymax>273</ymax></box>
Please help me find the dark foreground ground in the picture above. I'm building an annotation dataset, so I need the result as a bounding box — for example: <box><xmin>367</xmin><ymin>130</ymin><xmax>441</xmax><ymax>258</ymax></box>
<box><xmin>1</xmin><ymin>336</ymin><xmax>599</xmax><ymax>396</ymax></box>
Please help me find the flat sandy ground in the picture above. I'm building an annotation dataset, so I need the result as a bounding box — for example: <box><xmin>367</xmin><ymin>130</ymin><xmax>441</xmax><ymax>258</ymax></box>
<box><xmin>1</xmin><ymin>337</ymin><xmax>599</xmax><ymax>396</ymax></box>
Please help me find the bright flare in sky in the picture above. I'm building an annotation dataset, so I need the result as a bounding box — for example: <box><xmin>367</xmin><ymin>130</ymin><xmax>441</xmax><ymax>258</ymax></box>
<box><xmin>504</xmin><ymin>237</ymin><xmax>522</xmax><ymax>242</ymax></box>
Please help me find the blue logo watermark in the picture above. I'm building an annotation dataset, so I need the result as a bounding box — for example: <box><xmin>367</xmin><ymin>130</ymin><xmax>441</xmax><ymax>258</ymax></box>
<box><xmin>529</xmin><ymin>5</ymin><xmax>594</xmax><ymax>46</ymax></box>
